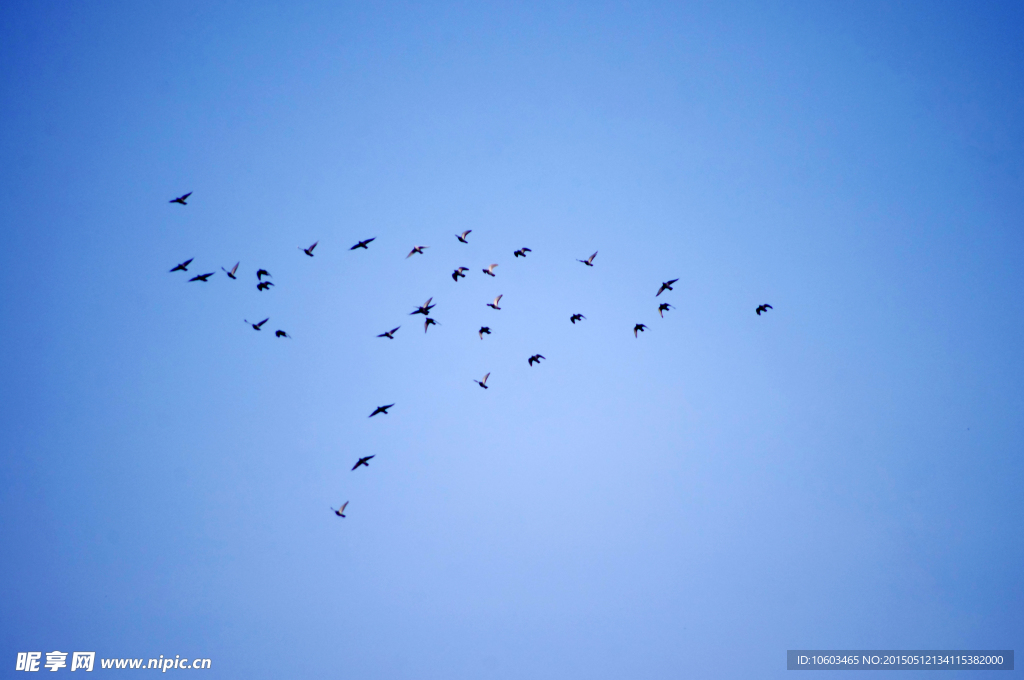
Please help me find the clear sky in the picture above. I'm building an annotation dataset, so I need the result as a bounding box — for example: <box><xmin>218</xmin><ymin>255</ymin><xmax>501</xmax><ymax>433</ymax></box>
<box><xmin>1</xmin><ymin>1</ymin><xmax>1022</xmax><ymax>677</ymax></box>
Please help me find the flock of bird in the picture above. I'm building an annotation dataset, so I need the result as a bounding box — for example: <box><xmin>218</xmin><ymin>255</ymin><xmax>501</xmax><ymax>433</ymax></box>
<box><xmin>167</xmin><ymin>192</ymin><xmax>773</xmax><ymax>519</ymax></box>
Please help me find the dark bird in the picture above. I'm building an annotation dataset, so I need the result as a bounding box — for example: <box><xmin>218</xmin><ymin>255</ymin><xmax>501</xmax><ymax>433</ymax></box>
<box><xmin>169</xmin><ymin>258</ymin><xmax>193</xmax><ymax>272</ymax></box>
<box><xmin>570</xmin><ymin>313</ymin><xmax>585</xmax><ymax>324</ymax></box>
<box><xmin>478</xmin><ymin>326</ymin><xmax>491</xmax><ymax>339</ymax></box>
<box><xmin>352</xmin><ymin>455</ymin><xmax>375</xmax><ymax>470</ymax></box>
<box><xmin>474</xmin><ymin>372</ymin><xmax>491</xmax><ymax>389</ymax></box>
<box><xmin>756</xmin><ymin>304</ymin><xmax>773</xmax><ymax>316</ymax></box>
<box><xmin>301</xmin><ymin>241</ymin><xmax>318</xmax><ymax>257</ymax></box>
<box><xmin>275</xmin><ymin>330</ymin><xmax>290</xmax><ymax>338</ymax></box>
<box><xmin>332</xmin><ymin>501</ymin><xmax>349</xmax><ymax>518</ymax></box>
<box><xmin>486</xmin><ymin>294</ymin><xmax>502</xmax><ymax>310</ymax></box>
<box><xmin>245</xmin><ymin>318</ymin><xmax>269</xmax><ymax>331</ymax></box>
<box><xmin>633</xmin><ymin>323</ymin><xmax>648</xmax><ymax>337</ymax></box>
<box><xmin>424</xmin><ymin>317</ymin><xmax>438</xmax><ymax>333</ymax></box>
<box><xmin>410</xmin><ymin>297</ymin><xmax>435</xmax><ymax>316</ymax></box>
<box><xmin>406</xmin><ymin>245</ymin><xmax>429</xmax><ymax>258</ymax></box>
<box><xmin>256</xmin><ymin>269</ymin><xmax>271</xmax><ymax>281</ymax></box>
<box><xmin>578</xmin><ymin>251</ymin><xmax>598</xmax><ymax>266</ymax></box>
<box><xmin>369</xmin><ymin>404</ymin><xmax>394</xmax><ymax>417</ymax></box>
<box><xmin>221</xmin><ymin>262</ymin><xmax>239</xmax><ymax>279</ymax></box>
<box><xmin>257</xmin><ymin>281</ymin><xmax>274</xmax><ymax>291</ymax></box>
<box><xmin>456</xmin><ymin>230</ymin><xmax>472</xmax><ymax>244</ymax></box>
<box><xmin>169</xmin><ymin>192</ymin><xmax>192</xmax><ymax>205</ymax></box>
<box><xmin>528</xmin><ymin>354</ymin><xmax>545</xmax><ymax>366</ymax></box>
<box><xmin>452</xmin><ymin>267</ymin><xmax>468</xmax><ymax>281</ymax></box>
<box><xmin>189</xmin><ymin>272</ymin><xmax>214</xmax><ymax>282</ymax></box>
<box><xmin>656</xmin><ymin>279</ymin><xmax>679</xmax><ymax>296</ymax></box>
<box><xmin>658</xmin><ymin>303</ymin><xmax>673</xmax><ymax>318</ymax></box>
<box><xmin>377</xmin><ymin>326</ymin><xmax>400</xmax><ymax>339</ymax></box>
<box><xmin>350</xmin><ymin>238</ymin><xmax>375</xmax><ymax>250</ymax></box>
<box><xmin>482</xmin><ymin>263</ymin><xmax>498</xmax><ymax>277</ymax></box>
<box><xmin>513</xmin><ymin>247</ymin><xmax>532</xmax><ymax>258</ymax></box>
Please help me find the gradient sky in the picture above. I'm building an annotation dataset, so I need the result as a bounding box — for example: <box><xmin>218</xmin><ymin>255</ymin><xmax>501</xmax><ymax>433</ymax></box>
<box><xmin>2</xmin><ymin>2</ymin><xmax>1022</xmax><ymax>678</ymax></box>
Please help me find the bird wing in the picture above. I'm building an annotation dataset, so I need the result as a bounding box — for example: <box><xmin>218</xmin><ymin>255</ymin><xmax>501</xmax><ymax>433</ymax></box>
<box><xmin>181</xmin><ymin>192</ymin><xmax>192</xmax><ymax>200</ymax></box>
<box><xmin>340</xmin><ymin>501</ymin><xmax>348</xmax><ymax>512</ymax></box>
<box><xmin>766</xmin><ymin>304</ymin><xmax>773</xmax><ymax>309</ymax></box>
<box><xmin>482</xmin><ymin>372</ymin><xmax>490</xmax><ymax>384</ymax></box>
<box><xmin>230</xmin><ymin>262</ymin><xmax>238</xmax><ymax>275</ymax></box>
<box><xmin>257</xmin><ymin>318</ymin><xmax>269</xmax><ymax>327</ymax></box>
<box><xmin>366</xmin><ymin>455</ymin><xmax>375</xmax><ymax>461</ymax></box>
<box><xmin>351</xmin><ymin>461</ymin><xmax>361</xmax><ymax>470</ymax></box>
<box><xmin>384</xmin><ymin>404</ymin><xmax>394</xmax><ymax>410</ymax></box>
<box><xmin>390</xmin><ymin>327</ymin><xmax>400</xmax><ymax>334</ymax></box>
<box><xmin>406</xmin><ymin>248</ymin><xmax>416</xmax><ymax>258</ymax></box>
<box><xmin>494</xmin><ymin>295</ymin><xmax>502</xmax><ymax>305</ymax></box>
<box><xmin>589</xmin><ymin>251</ymin><xmax>598</xmax><ymax>262</ymax></box>
<box><xmin>668</xmin><ymin>279</ymin><xmax>678</xmax><ymax>285</ymax></box>
<box><xmin>538</xmin><ymin>355</ymin><xmax>545</xmax><ymax>360</ymax></box>
<box><xmin>489</xmin><ymin>264</ymin><xmax>498</xmax><ymax>271</ymax></box>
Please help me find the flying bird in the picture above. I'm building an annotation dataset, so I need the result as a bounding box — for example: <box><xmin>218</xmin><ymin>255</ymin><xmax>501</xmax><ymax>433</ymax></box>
<box><xmin>332</xmin><ymin>501</ymin><xmax>349</xmax><ymax>518</ymax></box>
<box><xmin>478</xmin><ymin>326</ymin><xmax>491</xmax><ymax>339</ymax></box>
<box><xmin>301</xmin><ymin>241</ymin><xmax>318</xmax><ymax>257</ymax></box>
<box><xmin>169</xmin><ymin>192</ymin><xmax>192</xmax><ymax>205</ymax></box>
<box><xmin>578</xmin><ymin>251</ymin><xmax>598</xmax><ymax>266</ymax></box>
<box><xmin>377</xmin><ymin>327</ymin><xmax>400</xmax><ymax>339</ymax></box>
<box><xmin>410</xmin><ymin>298</ymin><xmax>435</xmax><ymax>316</ymax></box>
<box><xmin>169</xmin><ymin>258</ymin><xmax>193</xmax><ymax>272</ymax></box>
<box><xmin>256</xmin><ymin>269</ymin><xmax>271</xmax><ymax>281</ymax></box>
<box><xmin>352</xmin><ymin>455</ymin><xmax>375</xmax><ymax>470</ymax></box>
<box><xmin>486</xmin><ymin>294</ymin><xmax>502</xmax><ymax>310</ymax></box>
<box><xmin>350</xmin><ymin>238</ymin><xmax>375</xmax><ymax>250</ymax></box>
<box><xmin>221</xmin><ymin>262</ymin><xmax>239</xmax><ymax>279</ymax></box>
<box><xmin>424</xmin><ymin>317</ymin><xmax>438</xmax><ymax>333</ymax></box>
<box><xmin>275</xmin><ymin>330</ymin><xmax>289</xmax><ymax>338</ymax></box>
<box><xmin>189</xmin><ymin>272</ymin><xmax>214</xmax><ymax>282</ymax></box>
<box><xmin>456</xmin><ymin>230</ymin><xmax>472</xmax><ymax>243</ymax></box>
<box><xmin>245</xmin><ymin>318</ymin><xmax>269</xmax><ymax>331</ymax></box>
<box><xmin>369</xmin><ymin>404</ymin><xmax>394</xmax><ymax>417</ymax></box>
<box><xmin>257</xmin><ymin>281</ymin><xmax>274</xmax><ymax>291</ymax></box>
<box><xmin>756</xmin><ymin>304</ymin><xmax>773</xmax><ymax>316</ymax></box>
<box><xmin>482</xmin><ymin>263</ymin><xmax>498</xmax><ymax>277</ymax></box>
<box><xmin>658</xmin><ymin>303</ymin><xmax>673</xmax><ymax>318</ymax></box>
<box><xmin>570</xmin><ymin>313</ymin><xmax>585</xmax><ymax>324</ymax></box>
<box><xmin>406</xmin><ymin>245</ymin><xmax>429</xmax><ymax>258</ymax></box>
<box><xmin>513</xmin><ymin>247</ymin><xmax>532</xmax><ymax>258</ymax></box>
<box><xmin>452</xmin><ymin>267</ymin><xmax>468</xmax><ymax>281</ymax></box>
<box><xmin>656</xmin><ymin>279</ymin><xmax>679</xmax><ymax>296</ymax></box>
<box><xmin>528</xmin><ymin>354</ymin><xmax>545</xmax><ymax>366</ymax></box>
<box><xmin>634</xmin><ymin>323</ymin><xmax>648</xmax><ymax>337</ymax></box>
<box><xmin>474</xmin><ymin>372</ymin><xmax>490</xmax><ymax>389</ymax></box>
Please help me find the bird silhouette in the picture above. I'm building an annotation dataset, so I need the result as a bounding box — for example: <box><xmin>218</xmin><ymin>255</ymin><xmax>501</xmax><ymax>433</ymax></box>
<box><xmin>478</xmin><ymin>326</ymin><xmax>491</xmax><ymax>339</ymax></box>
<box><xmin>352</xmin><ymin>455</ymin><xmax>375</xmax><ymax>470</ymax></box>
<box><xmin>456</xmin><ymin>230</ymin><xmax>472</xmax><ymax>243</ymax></box>
<box><xmin>482</xmin><ymin>263</ymin><xmax>498</xmax><ymax>277</ymax></box>
<box><xmin>275</xmin><ymin>330</ymin><xmax>290</xmax><ymax>338</ymax></box>
<box><xmin>578</xmin><ymin>251</ymin><xmax>598</xmax><ymax>266</ymax></box>
<box><xmin>169</xmin><ymin>192</ymin><xmax>192</xmax><ymax>205</ymax></box>
<box><xmin>570</xmin><ymin>313</ymin><xmax>585</xmax><ymax>324</ymax></box>
<box><xmin>377</xmin><ymin>326</ymin><xmax>400</xmax><ymax>339</ymax></box>
<box><xmin>350</xmin><ymin>238</ymin><xmax>375</xmax><ymax>250</ymax></box>
<box><xmin>369</xmin><ymin>404</ymin><xmax>394</xmax><ymax>417</ymax></box>
<box><xmin>301</xmin><ymin>241</ymin><xmax>318</xmax><ymax>257</ymax></box>
<box><xmin>221</xmin><ymin>262</ymin><xmax>239</xmax><ymax>279</ymax></box>
<box><xmin>513</xmin><ymin>247</ymin><xmax>532</xmax><ymax>258</ymax></box>
<box><xmin>169</xmin><ymin>258</ymin><xmax>193</xmax><ymax>272</ymax></box>
<box><xmin>528</xmin><ymin>354</ymin><xmax>545</xmax><ymax>366</ymax></box>
<box><xmin>656</xmin><ymin>279</ymin><xmax>678</xmax><ymax>296</ymax></box>
<box><xmin>189</xmin><ymin>272</ymin><xmax>213</xmax><ymax>282</ymax></box>
<box><xmin>256</xmin><ymin>269</ymin><xmax>271</xmax><ymax>281</ymax></box>
<box><xmin>411</xmin><ymin>298</ymin><xmax>435</xmax><ymax>316</ymax></box>
<box><xmin>634</xmin><ymin>323</ymin><xmax>648</xmax><ymax>337</ymax></box>
<box><xmin>257</xmin><ymin>281</ymin><xmax>274</xmax><ymax>291</ymax></box>
<box><xmin>452</xmin><ymin>267</ymin><xmax>468</xmax><ymax>281</ymax></box>
<box><xmin>424</xmin><ymin>317</ymin><xmax>438</xmax><ymax>333</ymax></box>
<box><xmin>332</xmin><ymin>501</ymin><xmax>349</xmax><ymax>518</ymax></box>
<box><xmin>474</xmin><ymin>372</ymin><xmax>490</xmax><ymax>389</ymax></box>
<box><xmin>658</xmin><ymin>303</ymin><xmax>673</xmax><ymax>317</ymax></box>
<box><xmin>406</xmin><ymin>245</ymin><xmax>429</xmax><ymax>258</ymax></box>
<box><xmin>245</xmin><ymin>318</ymin><xmax>269</xmax><ymax>331</ymax></box>
<box><xmin>756</xmin><ymin>304</ymin><xmax>773</xmax><ymax>316</ymax></box>
<box><xmin>486</xmin><ymin>294</ymin><xmax>502</xmax><ymax>310</ymax></box>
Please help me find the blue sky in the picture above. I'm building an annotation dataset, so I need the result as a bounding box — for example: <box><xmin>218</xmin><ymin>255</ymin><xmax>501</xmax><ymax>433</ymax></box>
<box><xmin>1</xmin><ymin>1</ymin><xmax>1022</xmax><ymax>677</ymax></box>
